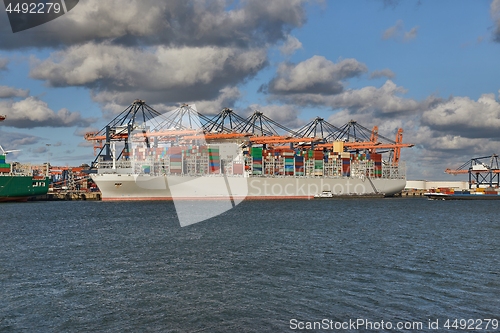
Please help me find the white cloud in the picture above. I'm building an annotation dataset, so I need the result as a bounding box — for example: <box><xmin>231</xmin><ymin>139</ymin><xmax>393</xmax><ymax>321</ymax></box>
<box><xmin>370</xmin><ymin>69</ymin><xmax>396</xmax><ymax>79</ymax></box>
<box><xmin>404</xmin><ymin>26</ymin><xmax>419</xmax><ymax>41</ymax></box>
<box><xmin>0</xmin><ymin>86</ymin><xmax>29</xmax><ymax>98</ymax></box>
<box><xmin>382</xmin><ymin>20</ymin><xmax>419</xmax><ymax>42</ymax></box>
<box><xmin>189</xmin><ymin>86</ymin><xmax>242</xmax><ymax>115</ymax></box>
<box><xmin>422</xmin><ymin>93</ymin><xmax>500</xmax><ymax>137</ymax></box>
<box><xmin>274</xmin><ymin>80</ymin><xmax>422</xmax><ymax>116</ymax></box>
<box><xmin>31</xmin><ymin>43</ymin><xmax>267</xmax><ymax>104</ymax></box>
<box><xmin>383</xmin><ymin>20</ymin><xmax>404</xmax><ymax>40</ymax></box>
<box><xmin>280</xmin><ymin>35</ymin><xmax>303</xmax><ymax>55</ymax></box>
<box><xmin>265</xmin><ymin>56</ymin><xmax>367</xmax><ymax>95</ymax></box>
<box><xmin>0</xmin><ymin>0</ymin><xmax>311</xmax><ymax>49</ymax></box>
<box><xmin>0</xmin><ymin>97</ymin><xmax>95</xmax><ymax>128</ymax></box>
<box><xmin>326</xmin><ymin>80</ymin><xmax>420</xmax><ymax>114</ymax></box>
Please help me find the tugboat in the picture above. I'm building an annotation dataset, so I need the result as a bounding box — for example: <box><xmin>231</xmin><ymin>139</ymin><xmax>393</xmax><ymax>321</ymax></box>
<box><xmin>314</xmin><ymin>190</ymin><xmax>334</xmax><ymax>198</ymax></box>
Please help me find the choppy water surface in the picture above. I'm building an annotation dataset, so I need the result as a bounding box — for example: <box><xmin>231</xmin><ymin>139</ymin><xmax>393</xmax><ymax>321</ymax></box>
<box><xmin>1</xmin><ymin>199</ymin><xmax>499</xmax><ymax>332</ymax></box>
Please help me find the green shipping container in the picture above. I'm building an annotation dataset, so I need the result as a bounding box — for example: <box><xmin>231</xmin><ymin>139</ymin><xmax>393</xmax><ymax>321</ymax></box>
<box><xmin>251</xmin><ymin>147</ymin><xmax>263</xmax><ymax>157</ymax></box>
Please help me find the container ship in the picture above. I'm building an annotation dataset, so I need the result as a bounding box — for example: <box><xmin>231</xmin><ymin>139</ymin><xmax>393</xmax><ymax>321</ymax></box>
<box><xmin>0</xmin><ymin>117</ymin><xmax>50</xmax><ymax>202</ymax></box>
<box><xmin>86</xmin><ymin>101</ymin><xmax>412</xmax><ymax>201</ymax></box>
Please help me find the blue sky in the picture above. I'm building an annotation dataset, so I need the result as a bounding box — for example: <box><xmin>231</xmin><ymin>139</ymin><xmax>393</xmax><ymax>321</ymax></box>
<box><xmin>1</xmin><ymin>0</ymin><xmax>500</xmax><ymax>180</ymax></box>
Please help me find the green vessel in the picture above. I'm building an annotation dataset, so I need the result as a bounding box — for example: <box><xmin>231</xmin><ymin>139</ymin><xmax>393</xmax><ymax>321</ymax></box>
<box><xmin>0</xmin><ymin>154</ymin><xmax>50</xmax><ymax>202</ymax></box>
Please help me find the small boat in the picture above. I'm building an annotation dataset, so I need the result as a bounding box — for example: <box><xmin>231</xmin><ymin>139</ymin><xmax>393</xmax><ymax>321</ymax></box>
<box><xmin>314</xmin><ymin>190</ymin><xmax>386</xmax><ymax>199</ymax></box>
<box><xmin>314</xmin><ymin>190</ymin><xmax>333</xmax><ymax>198</ymax></box>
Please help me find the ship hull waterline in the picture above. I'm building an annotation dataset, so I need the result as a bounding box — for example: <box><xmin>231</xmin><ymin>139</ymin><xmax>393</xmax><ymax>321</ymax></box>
<box><xmin>92</xmin><ymin>174</ymin><xmax>406</xmax><ymax>201</ymax></box>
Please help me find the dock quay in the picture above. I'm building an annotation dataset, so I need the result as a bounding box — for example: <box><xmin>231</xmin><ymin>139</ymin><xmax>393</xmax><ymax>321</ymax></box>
<box><xmin>401</xmin><ymin>189</ymin><xmax>427</xmax><ymax>197</ymax></box>
<box><xmin>30</xmin><ymin>191</ymin><xmax>102</xmax><ymax>201</ymax></box>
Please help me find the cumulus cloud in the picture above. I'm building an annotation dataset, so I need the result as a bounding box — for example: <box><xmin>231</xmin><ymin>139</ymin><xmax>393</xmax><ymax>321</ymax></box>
<box><xmin>422</xmin><ymin>93</ymin><xmax>500</xmax><ymax>138</ymax></box>
<box><xmin>370</xmin><ymin>69</ymin><xmax>396</xmax><ymax>79</ymax></box>
<box><xmin>30</xmin><ymin>42</ymin><xmax>267</xmax><ymax>104</ymax></box>
<box><xmin>8</xmin><ymin>1</ymin><xmax>317</xmax><ymax>128</ymax></box>
<box><xmin>0</xmin><ymin>97</ymin><xmax>95</xmax><ymax>128</ymax></box>
<box><xmin>492</xmin><ymin>0</ymin><xmax>500</xmax><ymax>42</ymax></box>
<box><xmin>280</xmin><ymin>35</ymin><xmax>303</xmax><ymax>55</ymax></box>
<box><xmin>262</xmin><ymin>56</ymin><xmax>367</xmax><ymax>95</ymax></box>
<box><xmin>0</xmin><ymin>86</ymin><xmax>30</xmax><ymax>99</ymax></box>
<box><xmin>0</xmin><ymin>0</ymin><xmax>310</xmax><ymax>49</ymax></box>
<box><xmin>271</xmin><ymin>80</ymin><xmax>423</xmax><ymax>117</ymax></box>
<box><xmin>326</xmin><ymin>80</ymin><xmax>420</xmax><ymax>115</ymax></box>
<box><xmin>382</xmin><ymin>20</ymin><xmax>419</xmax><ymax>42</ymax></box>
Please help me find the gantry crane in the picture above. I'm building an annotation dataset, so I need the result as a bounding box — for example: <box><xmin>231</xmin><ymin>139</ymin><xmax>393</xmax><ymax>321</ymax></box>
<box><xmin>445</xmin><ymin>155</ymin><xmax>500</xmax><ymax>188</ymax></box>
<box><xmin>84</xmin><ymin>101</ymin><xmax>414</xmax><ymax>169</ymax></box>
<box><xmin>84</xmin><ymin>101</ymin><xmax>221</xmax><ymax>163</ymax></box>
<box><xmin>307</xmin><ymin>123</ymin><xmax>412</xmax><ymax>166</ymax></box>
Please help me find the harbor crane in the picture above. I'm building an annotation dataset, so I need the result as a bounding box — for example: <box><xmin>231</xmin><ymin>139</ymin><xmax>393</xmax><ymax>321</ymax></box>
<box><xmin>445</xmin><ymin>154</ymin><xmax>500</xmax><ymax>189</ymax></box>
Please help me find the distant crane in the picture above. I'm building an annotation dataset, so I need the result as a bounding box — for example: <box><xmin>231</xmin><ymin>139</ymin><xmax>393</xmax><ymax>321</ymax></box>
<box><xmin>445</xmin><ymin>154</ymin><xmax>500</xmax><ymax>188</ymax></box>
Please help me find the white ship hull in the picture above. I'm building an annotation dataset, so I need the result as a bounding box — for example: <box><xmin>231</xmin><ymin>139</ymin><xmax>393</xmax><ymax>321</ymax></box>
<box><xmin>92</xmin><ymin>173</ymin><xmax>406</xmax><ymax>200</ymax></box>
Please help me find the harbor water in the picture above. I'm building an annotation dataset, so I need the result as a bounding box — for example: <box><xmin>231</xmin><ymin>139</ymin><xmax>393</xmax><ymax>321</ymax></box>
<box><xmin>1</xmin><ymin>199</ymin><xmax>499</xmax><ymax>332</ymax></box>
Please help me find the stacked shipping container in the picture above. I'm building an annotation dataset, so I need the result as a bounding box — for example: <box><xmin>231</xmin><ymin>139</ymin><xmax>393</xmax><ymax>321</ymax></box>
<box><xmin>0</xmin><ymin>155</ymin><xmax>10</xmax><ymax>173</ymax></box>
<box><xmin>169</xmin><ymin>147</ymin><xmax>183</xmax><ymax>174</ymax></box>
<box><xmin>372</xmin><ymin>153</ymin><xmax>382</xmax><ymax>178</ymax></box>
<box><xmin>208</xmin><ymin>147</ymin><xmax>220</xmax><ymax>174</ymax></box>
<box><xmin>283</xmin><ymin>150</ymin><xmax>294</xmax><ymax>176</ymax></box>
<box><xmin>251</xmin><ymin>147</ymin><xmax>263</xmax><ymax>175</ymax></box>
<box><xmin>127</xmin><ymin>143</ymin><xmax>394</xmax><ymax>179</ymax></box>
